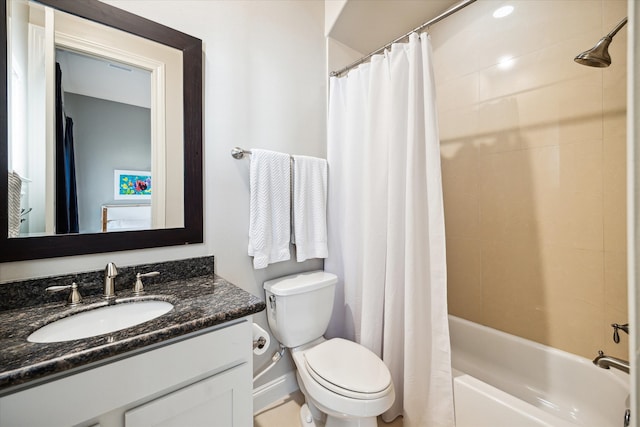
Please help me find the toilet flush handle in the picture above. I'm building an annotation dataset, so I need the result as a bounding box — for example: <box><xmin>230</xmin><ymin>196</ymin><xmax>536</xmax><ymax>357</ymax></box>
<box><xmin>269</xmin><ymin>294</ymin><xmax>276</xmax><ymax>309</ymax></box>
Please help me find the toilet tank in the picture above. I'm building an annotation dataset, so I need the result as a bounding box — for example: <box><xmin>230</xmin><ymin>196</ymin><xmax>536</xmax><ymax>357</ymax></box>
<box><xmin>263</xmin><ymin>271</ymin><xmax>337</xmax><ymax>348</ymax></box>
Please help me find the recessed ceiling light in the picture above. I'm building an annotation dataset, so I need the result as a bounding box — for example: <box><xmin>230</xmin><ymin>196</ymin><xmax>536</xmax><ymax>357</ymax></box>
<box><xmin>493</xmin><ymin>5</ymin><xmax>514</xmax><ymax>19</ymax></box>
<box><xmin>497</xmin><ymin>56</ymin><xmax>515</xmax><ymax>70</ymax></box>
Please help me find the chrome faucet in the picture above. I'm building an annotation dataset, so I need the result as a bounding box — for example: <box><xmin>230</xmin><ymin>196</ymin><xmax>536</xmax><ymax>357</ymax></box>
<box><xmin>104</xmin><ymin>262</ymin><xmax>118</xmax><ymax>301</ymax></box>
<box><xmin>593</xmin><ymin>350</ymin><xmax>629</xmax><ymax>374</ymax></box>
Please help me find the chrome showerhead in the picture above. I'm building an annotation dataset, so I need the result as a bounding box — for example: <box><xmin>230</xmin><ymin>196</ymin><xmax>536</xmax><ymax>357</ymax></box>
<box><xmin>574</xmin><ymin>36</ymin><xmax>612</xmax><ymax>67</ymax></box>
<box><xmin>574</xmin><ymin>17</ymin><xmax>627</xmax><ymax>68</ymax></box>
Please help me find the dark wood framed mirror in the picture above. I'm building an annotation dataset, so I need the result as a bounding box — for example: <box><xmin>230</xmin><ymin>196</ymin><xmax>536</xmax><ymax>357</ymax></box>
<box><xmin>0</xmin><ymin>0</ymin><xmax>203</xmax><ymax>262</ymax></box>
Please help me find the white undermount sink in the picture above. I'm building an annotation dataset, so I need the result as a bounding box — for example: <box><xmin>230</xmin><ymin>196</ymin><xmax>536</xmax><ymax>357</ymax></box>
<box><xmin>27</xmin><ymin>300</ymin><xmax>174</xmax><ymax>343</ymax></box>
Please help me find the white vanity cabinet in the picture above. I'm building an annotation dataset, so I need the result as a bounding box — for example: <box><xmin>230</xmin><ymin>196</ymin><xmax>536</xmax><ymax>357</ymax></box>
<box><xmin>0</xmin><ymin>319</ymin><xmax>253</xmax><ymax>427</ymax></box>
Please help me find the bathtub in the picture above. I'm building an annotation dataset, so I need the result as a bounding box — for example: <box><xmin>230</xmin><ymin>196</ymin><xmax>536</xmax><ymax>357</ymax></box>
<box><xmin>449</xmin><ymin>316</ymin><xmax>630</xmax><ymax>427</ymax></box>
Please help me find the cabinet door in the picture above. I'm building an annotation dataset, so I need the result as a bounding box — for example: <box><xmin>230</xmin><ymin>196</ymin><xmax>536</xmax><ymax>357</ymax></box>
<box><xmin>124</xmin><ymin>362</ymin><xmax>252</xmax><ymax>427</ymax></box>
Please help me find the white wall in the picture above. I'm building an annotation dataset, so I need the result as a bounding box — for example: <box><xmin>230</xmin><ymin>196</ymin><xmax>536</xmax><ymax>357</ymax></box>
<box><xmin>0</xmin><ymin>0</ymin><xmax>327</xmax><ymax>386</ymax></box>
<box><xmin>628</xmin><ymin>0</ymin><xmax>638</xmax><ymax>418</ymax></box>
<box><xmin>64</xmin><ymin>93</ymin><xmax>151</xmax><ymax>234</ymax></box>
<box><xmin>324</xmin><ymin>0</ymin><xmax>347</xmax><ymax>36</ymax></box>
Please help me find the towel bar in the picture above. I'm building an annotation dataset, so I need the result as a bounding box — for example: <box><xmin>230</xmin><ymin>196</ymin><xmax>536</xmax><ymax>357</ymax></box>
<box><xmin>231</xmin><ymin>147</ymin><xmax>252</xmax><ymax>159</ymax></box>
<box><xmin>232</xmin><ymin>147</ymin><xmax>295</xmax><ymax>162</ymax></box>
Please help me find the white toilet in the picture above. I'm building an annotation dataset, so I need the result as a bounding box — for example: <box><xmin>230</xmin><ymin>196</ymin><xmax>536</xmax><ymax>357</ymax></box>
<box><xmin>264</xmin><ymin>271</ymin><xmax>395</xmax><ymax>427</ymax></box>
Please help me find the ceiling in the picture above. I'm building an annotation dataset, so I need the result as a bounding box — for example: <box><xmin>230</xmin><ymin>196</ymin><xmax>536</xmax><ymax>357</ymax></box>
<box><xmin>56</xmin><ymin>49</ymin><xmax>151</xmax><ymax>109</ymax></box>
<box><xmin>328</xmin><ymin>0</ymin><xmax>460</xmax><ymax>54</ymax></box>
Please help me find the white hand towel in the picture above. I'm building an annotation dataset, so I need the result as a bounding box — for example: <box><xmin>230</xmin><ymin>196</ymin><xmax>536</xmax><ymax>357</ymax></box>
<box><xmin>292</xmin><ymin>155</ymin><xmax>328</xmax><ymax>262</ymax></box>
<box><xmin>7</xmin><ymin>171</ymin><xmax>22</xmax><ymax>238</ymax></box>
<box><xmin>248</xmin><ymin>149</ymin><xmax>291</xmax><ymax>269</ymax></box>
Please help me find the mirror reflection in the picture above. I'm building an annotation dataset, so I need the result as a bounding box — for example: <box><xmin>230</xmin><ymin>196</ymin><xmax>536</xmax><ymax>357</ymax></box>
<box><xmin>56</xmin><ymin>49</ymin><xmax>152</xmax><ymax>234</ymax></box>
<box><xmin>7</xmin><ymin>0</ymin><xmax>184</xmax><ymax>238</ymax></box>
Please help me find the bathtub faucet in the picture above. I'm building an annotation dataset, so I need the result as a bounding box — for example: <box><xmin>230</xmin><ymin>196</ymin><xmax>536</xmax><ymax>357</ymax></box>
<box><xmin>593</xmin><ymin>350</ymin><xmax>629</xmax><ymax>374</ymax></box>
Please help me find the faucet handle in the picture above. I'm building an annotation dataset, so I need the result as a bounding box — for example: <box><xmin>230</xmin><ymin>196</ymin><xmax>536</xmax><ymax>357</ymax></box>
<box><xmin>133</xmin><ymin>271</ymin><xmax>160</xmax><ymax>296</ymax></box>
<box><xmin>612</xmin><ymin>323</ymin><xmax>630</xmax><ymax>343</ymax></box>
<box><xmin>46</xmin><ymin>282</ymin><xmax>83</xmax><ymax>307</ymax></box>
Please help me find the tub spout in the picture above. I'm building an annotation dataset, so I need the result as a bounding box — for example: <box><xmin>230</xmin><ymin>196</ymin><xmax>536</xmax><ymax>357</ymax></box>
<box><xmin>593</xmin><ymin>350</ymin><xmax>629</xmax><ymax>374</ymax></box>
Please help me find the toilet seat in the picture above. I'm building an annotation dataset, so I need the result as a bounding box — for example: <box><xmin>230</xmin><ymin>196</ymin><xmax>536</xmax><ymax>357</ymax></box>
<box><xmin>303</xmin><ymin>338</ymin><xmax>392</xmax><ymax>400</ymax></box>
<box><xmin>292</xmin><ymin>339</ymin><xmax>396</xmax><ymax>420</ymax></box>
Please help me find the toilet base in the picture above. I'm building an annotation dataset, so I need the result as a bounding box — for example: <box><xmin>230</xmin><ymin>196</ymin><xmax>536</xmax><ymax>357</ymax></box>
<box><xmin>324</xmin><ymin>415</ymin><xmax>377</xmax><ymax>427</ymax></box>
<box><xmin>300</xmin><ymin>403</ymin><xmax>323</xmax><ymax>427</ymax></box>
<box><xmin>299</xmin><ymin>402</ymin><xmax>378</xmax><ymax>427</ymax></box>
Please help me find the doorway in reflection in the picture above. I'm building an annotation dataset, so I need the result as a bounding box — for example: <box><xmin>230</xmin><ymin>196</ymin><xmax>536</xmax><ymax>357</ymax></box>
<box><xmin>57</xmin><ymin>49</ymin><xmax>151</xmax><ymax>234</ymax></box>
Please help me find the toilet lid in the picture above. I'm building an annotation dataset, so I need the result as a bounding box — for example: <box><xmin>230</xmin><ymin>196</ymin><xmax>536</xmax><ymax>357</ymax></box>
<box><xmin>303</xmin><ymin>338</ymin><xmax>392</xmax><ymax>399</ymax></box>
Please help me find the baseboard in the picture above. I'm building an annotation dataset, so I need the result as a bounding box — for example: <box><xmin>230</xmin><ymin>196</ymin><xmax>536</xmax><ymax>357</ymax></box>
<box><xmin>253</xmin><ymin>371</ymin><xmax>300</xmax><ymax>414</ymax></box>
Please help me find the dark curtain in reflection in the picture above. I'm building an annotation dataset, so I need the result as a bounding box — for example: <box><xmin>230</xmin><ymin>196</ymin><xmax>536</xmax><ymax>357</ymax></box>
<box><xmin>55</xmin><ymin>62</ymin><xmax>79</xmax><ymax>234</ymax></box>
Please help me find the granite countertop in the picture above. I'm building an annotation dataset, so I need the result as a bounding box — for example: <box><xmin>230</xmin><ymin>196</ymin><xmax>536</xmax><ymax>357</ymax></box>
<box><xmin>0</xmin><ymin>274</ymin><xmax>265</xmax><ymax>394</ymax></box>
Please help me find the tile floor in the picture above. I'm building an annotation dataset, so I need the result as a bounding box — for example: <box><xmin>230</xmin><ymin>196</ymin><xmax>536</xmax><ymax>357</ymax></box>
<box><xmin>254</xmin><ymin>391</ymin><xmax>403</xmax><ymax>427</ymax></box>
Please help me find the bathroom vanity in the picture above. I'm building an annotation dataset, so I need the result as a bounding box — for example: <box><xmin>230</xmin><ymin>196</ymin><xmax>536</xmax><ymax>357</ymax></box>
<box><xmin>1</xmin><ymin>321</ymin><xmax>252</xmax><ymax>427</ymax></box>
<box><xmin>0</xmin><ymin>257</ymin><xmax>265</xmax><ymax>427</ymax></box>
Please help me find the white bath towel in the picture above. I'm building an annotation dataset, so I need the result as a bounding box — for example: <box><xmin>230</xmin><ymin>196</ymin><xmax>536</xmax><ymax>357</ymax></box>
<box><xmin>292</xmin><ymin>155</ymin><xmax>328</xmax><ymax>262</ymax></box>
<box><xmin>248</xmin><ymin>149</ymin><xmax>291</xmax><ymax>269</ymax></box>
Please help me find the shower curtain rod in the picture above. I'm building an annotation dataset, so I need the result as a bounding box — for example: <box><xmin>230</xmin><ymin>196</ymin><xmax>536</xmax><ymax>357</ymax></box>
<box><xmin>329</xmin><ymin>0</ymin><xmax>477</xmax><ymax>78</ymax></box>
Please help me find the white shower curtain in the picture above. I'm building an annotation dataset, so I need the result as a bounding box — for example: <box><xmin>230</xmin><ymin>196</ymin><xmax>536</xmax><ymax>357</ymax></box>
<box><xmin>325</xmin><ymin>33</ymin><xmax>454</xmax><ymax>427</ymax></box>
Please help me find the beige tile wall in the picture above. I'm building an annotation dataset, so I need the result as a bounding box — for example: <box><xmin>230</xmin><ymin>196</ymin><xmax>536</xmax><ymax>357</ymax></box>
<box><xmin>431</xmin><ymin>0</ymin><xmax>628</xmax><ymax>359</ymax></box>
